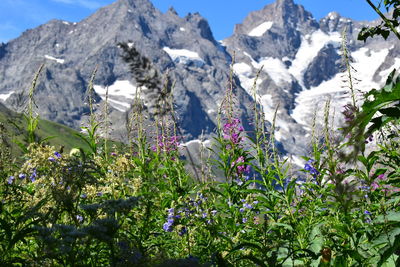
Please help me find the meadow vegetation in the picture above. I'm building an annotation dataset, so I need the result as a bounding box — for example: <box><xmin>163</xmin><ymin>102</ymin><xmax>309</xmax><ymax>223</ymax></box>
<box><xmin>1</xmin><ymin>1</ymin><xmax>400</xmax><ymax>266</ymax></box>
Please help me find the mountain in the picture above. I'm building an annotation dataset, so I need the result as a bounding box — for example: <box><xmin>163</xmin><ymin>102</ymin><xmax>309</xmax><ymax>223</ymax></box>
<box><xmin>0</xmin><ymin>0</ymin><xmax>398</xmax><ymax>159</ymax></box>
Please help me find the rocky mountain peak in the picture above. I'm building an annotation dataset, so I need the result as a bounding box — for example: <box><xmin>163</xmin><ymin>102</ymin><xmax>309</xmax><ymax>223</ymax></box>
<box><xmin>167</xmin><ymin>6</ymin><xmax>179</xmax><ymax>16</ymax></box>
<box><xmin>121</xmin><ymin>0</ymin><xmax>153</xmax><ymax>8</ymax></box>
<box><xmin>320</xmin><ymin>11</ymin><xmax>354</xmax><ymax>33</ymax></box>
<box><xmin>231</xmin><ymin>0</ymin><xmax>318</xmax><ymax>37</ymax></box>
<box><xmin>184</xmin><ymin>13</ymin><xmax>215</xmax><ymax>43</ymax></box>
<box><xmin>275</xmin><ymin>0</ymin><xmax>295</xmax><ymax>8</ymax></box>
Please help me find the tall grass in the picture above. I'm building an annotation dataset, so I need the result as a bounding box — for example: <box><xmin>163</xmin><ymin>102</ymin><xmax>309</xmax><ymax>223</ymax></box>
<box><xmin>1</xmin><ymin>9</ymin><xmax>400</xmax><ymax>267</ymax></box>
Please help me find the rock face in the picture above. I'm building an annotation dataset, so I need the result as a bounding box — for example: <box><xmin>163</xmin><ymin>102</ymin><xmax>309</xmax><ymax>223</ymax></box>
<box><xmin>0</xmin><ymin>0</ymin><xmax>399</xmax><ymax>158</ymax></box>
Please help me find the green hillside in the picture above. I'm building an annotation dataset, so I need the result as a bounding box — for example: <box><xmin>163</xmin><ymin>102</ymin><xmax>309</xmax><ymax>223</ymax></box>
<box><xmin>0</xmin><ymin>102</ymin><xmax>90</xmax><ymax>155</ymax></box>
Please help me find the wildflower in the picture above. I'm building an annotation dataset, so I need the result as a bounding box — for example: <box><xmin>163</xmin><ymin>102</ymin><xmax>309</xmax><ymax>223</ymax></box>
<box><xmin>163</xmin><ymin>220</ymin><xmax>174</xmax><ymax>232</ymax></box>
<box><xmin>232</xmin><ymin>156</ymin><xmax>251</xmax><ymax>175</ymax></box>
<box><xmin>377</xmin><ymin>174</ymin><xmax>386</xmax><ymax>180</ymax></box>
<box><xmin>178</xmin><ymin>227</ymin><xmax>187</xmax><ymax>236</ymax></box>
<box><xmin>7</xmin><ymin>176</ymin><xmax>14</xmax><ymax>184</ymax></box>
<box><xmin>342</xmin><ymin>104</ymin><xmax>357</xmax><ymax>123</ymax></box>
<box><xmin>243</xmin><ymin>203</ymin><xmax>253</xmax><ymax>209</ymax></box>
<box><xmin>30</xmin><ymin>169</ymin><xmax>37</xmax><ymax>182</ymax></box>
<box><xmin>19</xmin><ymin>173</ymin><xmax>26</xmax><ymax>180</ymax></box>
<box><xmin>54</xmin><ymin>151</ymin><xmax>62</xmax><ymax>158</ymax></box>
<box><xmin>110</xmin><ymin>152</ymin><xmax>117</xmax><ymax>156</ymax></box>
<box><xmin>97</xmin><ymin>192</ymin><xmax>103</xmax><ymax>197</ymax></box>
<box><xmin>76</xmin><ymin>215</ymin><xmax>83</xmax><ymax>223</ymax></box>
<box><xmin>167</xmin><ymin>208</ymin><xmax>175</xmax><ymax>214</ymax></box>
<box><xmin>304</xmin><ymin>160</ymin><xmax>319</xmax><ymax>177</ymax></box>
<box><xmin>364</xmin><ymin>210</ymin><xmax>372</xmax><ymax>215</ymax></box>
<box><xmin>154</xmin><ymin>135</ymin><xmax>180</xmax><ymax>153</ymax></box>
<box><xmin>81</xmin><ymin>194</ymin><xmax>87</xmax><ymax>199</ymax></box>
<box><xmin>48</xmin><ymin>156</ymin><xmax>56</xmax><ymax>162</ymax></box>
<box><xmin>371</xmin><ymin>182</ymin><xmax>379</xmax><ymax>191</ymax></box>
<box><xmin>239</xmin><ymin>208</ymin><xmax>245</xmax><ymax>213</ymax></box>
<box><xmin>242</xmin><ymin>218</ymin><xmax>248</xmax><ymax>223</ymax></box>
<box><xmin>211</xmin><ymin>210</ymin><xmax>217</xmax><ymax>216</ymax></box>
<box><xmin>223</xmin><ymin>118</ymin><xmax>244</xmax><ymax>146</ymax></box>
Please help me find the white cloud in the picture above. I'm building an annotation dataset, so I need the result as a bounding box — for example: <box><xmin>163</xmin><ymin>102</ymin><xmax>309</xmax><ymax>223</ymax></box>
<box><xmin>51</xmin><ymin>0</ymin><xmax>105</xmax><ymax>10</ymax></box>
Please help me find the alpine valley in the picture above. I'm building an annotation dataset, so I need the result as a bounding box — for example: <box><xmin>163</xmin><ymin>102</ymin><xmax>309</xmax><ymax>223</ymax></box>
<box><xmin>0</xmin><ymin>0</ymin><xmax>399</xmax><ymax>161</ymax></box>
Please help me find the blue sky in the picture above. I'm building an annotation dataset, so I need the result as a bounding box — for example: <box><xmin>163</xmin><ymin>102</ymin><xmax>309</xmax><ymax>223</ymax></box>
<box><xmin>0</xmin><ymin>0</ymin><xmax>379</xmax><ymax>43</ymax></box>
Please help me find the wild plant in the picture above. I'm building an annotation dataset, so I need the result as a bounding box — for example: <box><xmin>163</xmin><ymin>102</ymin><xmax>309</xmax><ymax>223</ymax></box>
<box><xmin>1</xmin><ymin>2</ymin><xmax>400</xmax><ymax>265</ymax></box>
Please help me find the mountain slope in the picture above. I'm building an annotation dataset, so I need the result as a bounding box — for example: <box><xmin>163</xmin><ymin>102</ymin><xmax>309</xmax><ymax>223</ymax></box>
<box><xmin>0</xmin><ymin>0</ymin><xmax>399</xmax><ymax>158</ymax></box>
<box><xmin>223</xmin><ymin>0</ymin><xmax>400</xmax><ymax>155</ymax></box>
<box><xmin>0</xmin><ymin>103</ymin><xmax>90</xmax><ymax>155</ymax></box>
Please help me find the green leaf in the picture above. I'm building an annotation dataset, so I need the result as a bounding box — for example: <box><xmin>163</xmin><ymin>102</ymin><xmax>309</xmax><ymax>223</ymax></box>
<box><xmin>309</xmin><ymin>223</ymin><xmax>325</xmax><ymax>255</ymax></box>
<box><xmin>374</xmin><ymin>211</ymin><xmax>400</xmax><ymax>223</ymax></box>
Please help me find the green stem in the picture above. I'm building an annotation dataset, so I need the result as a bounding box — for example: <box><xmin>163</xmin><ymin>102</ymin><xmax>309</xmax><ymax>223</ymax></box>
<box><xmin>366</xmin><ymin>0</ymin><xmax>400</xmax><ymax>40</ymax></box>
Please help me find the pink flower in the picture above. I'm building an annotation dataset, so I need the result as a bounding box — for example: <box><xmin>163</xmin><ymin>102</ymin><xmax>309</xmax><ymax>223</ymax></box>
<box><xmin>371</xmin><ymin>181</ymin><xmax>379</xmax><ymax>191</ymax></box>
<box><xmin>377</xmin><ymin>174</ymin><xmax>386</xmax><ymax>181</ymax></box>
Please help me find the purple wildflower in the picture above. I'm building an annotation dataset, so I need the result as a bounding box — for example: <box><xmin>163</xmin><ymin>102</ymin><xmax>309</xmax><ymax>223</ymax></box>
<box><xmin>30</xmin><ymin>169</ymin><xmax>37</xmax><ymax>182</ymax></box>
<box><xmin>371</xmin><ymin>182</ymin><xmax>379</xmax><ymax>191</ymax></box>
<box><xmin>304</xmin><ymin>160</ymin><xmax>319</xmax><ymax>177</ymax></box>
<box><xmin>377</xmin><ymin>174</ymin><xmax>386</xmax><ymax>180</ymax></box>
<box><xmin>54</xmin><ymin>151</ymin><xmax>62</xmax><ymax>158</ymax></box>
<box><xmin>19</xmin><ymin>173</ymin><xmax>26</xmax><ymax>180</ymax></box>
<box><xmin>48</xmin><ymin>156</ymin><xmax>56</xmax><ymax>162</ymax></box>
<box><xmin>243</xmin><ymin>203</ymin><xmax>253</xmax><ymax>209</ymax></box>
<box><xmin>223</xmin><ymin>118</ymin><xmax>244</xmax><ymax>147</ymax></box>
<box><xmin>342</xmin><ymin>104</ymin><xmax>357</xmax><ymax>123</ymax></box>
<box><xmin>154</xmin><ymin>135</ymin><xmax>180</xmax><ymax>154</ymax></box>
<box><xmin>242</xmin><ymin>218</ymin><xmax>248</xmax><ymax>224</ymax></box>
<box><xmin>179</xmin><ymin>227</ymin><xmax>187</xmax><ymax>236</ymax></box>
<box><xmin>162</xmin><ymin>222</ymin><xmax>173</xmax><ymax>232</ymax></box>
<box><xmin>364</xmin><ymin>210</ymin><xmax>372</xmax><ymax>215</ymax></box>
<box><xmin>7</xmin><ymin>176</ymin><xmax>14</xmax><ymax>184</ymax></box>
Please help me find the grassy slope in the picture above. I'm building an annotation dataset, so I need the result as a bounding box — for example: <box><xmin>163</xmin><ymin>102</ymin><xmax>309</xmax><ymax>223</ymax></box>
<box><xmin>0</xmin><ymin>103</ymin><xmax>90</xmax><ymax>155</ymax></box>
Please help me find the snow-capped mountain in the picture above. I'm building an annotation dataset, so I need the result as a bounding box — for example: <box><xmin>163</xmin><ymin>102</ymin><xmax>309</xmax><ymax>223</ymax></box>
<box><xmin>0</xmin><ymin>0</ymin><xmax>398</xmax><ymax>158</ymax></box>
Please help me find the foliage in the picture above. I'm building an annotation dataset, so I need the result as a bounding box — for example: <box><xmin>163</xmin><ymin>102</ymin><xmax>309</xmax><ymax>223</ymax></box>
<box><xmin>358</xmin><ymin>0</ymin><xmax>400</xmax><ymax>41</ymax></box>
<box><xmin>1</xmin><ymin>2</ymin><xmax>400</xmax><ymax>265</ymax></box>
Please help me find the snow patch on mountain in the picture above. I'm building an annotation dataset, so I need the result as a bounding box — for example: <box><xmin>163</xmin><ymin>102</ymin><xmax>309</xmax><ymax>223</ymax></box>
<box><xmin>289</xmin><ymin>30</ymin><xmax>341</xmax><ymax>87</ymax></box>
<box><xmin>379</xmin><ymin>58</ymin><xmax>400</xmax><ymax>81</ymax></box>
<box><xmin>248</xmin><ymin>21</ymin><xmax>273</xmax><ymax>37</ymax></box>
<box><xmin>257</xmin><ymin>57</ymin><xmax>292</xmax><ymax>86</ymax></box>
<box><xmin>163</xmin><ymin>47</ymin><xmax>204</xmax><ymax>65</ymax></box>
<box><xmin>180</xmin><ymin>139</ymin><xmax>211</xmax><ymax>149</ymax></box>
<box><xmin>94</xmin><ymin>80</ymin><xmax>138</xmax><ymax>112</ymax></box>
<box><xmin>233</xmin><ymin>62</ymin><xmax>257</xmax><ymax>93</ymax></box>
<box><xmin>0</xmin><ymin>91</ymin><xmax>14</xmax><ymax>101</ymax></box>
<box><xmin>260</xmin><ymin>94</ymin><xmax>276</xmax><ymax>123</ymax></box>
<box><xmin>44</xmin><ymin>55</ymin><xmax>65</xmax><ymax>64</ymax></box>
<box><xmin>291</xmin><ymin>47</ymin><xmax>390</xmax><ymax>126</ymax></box>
